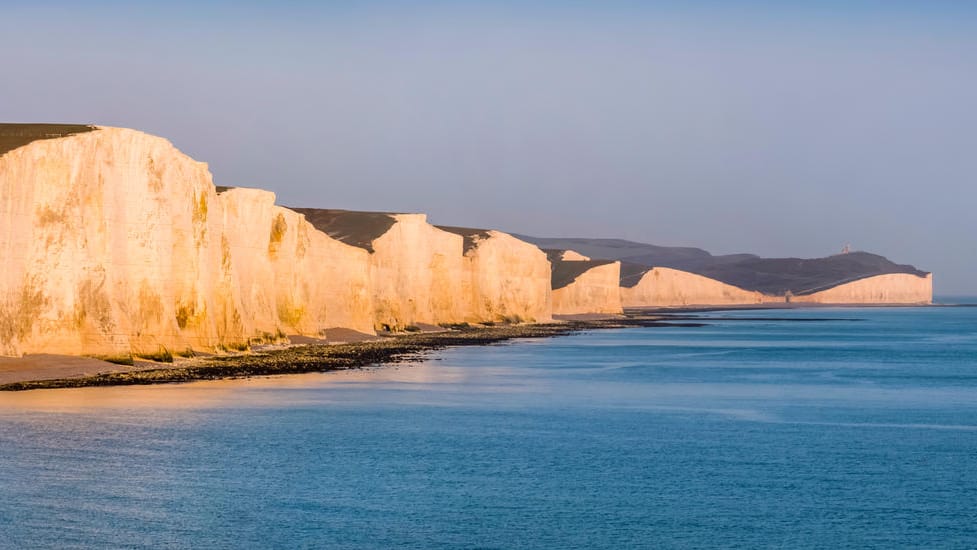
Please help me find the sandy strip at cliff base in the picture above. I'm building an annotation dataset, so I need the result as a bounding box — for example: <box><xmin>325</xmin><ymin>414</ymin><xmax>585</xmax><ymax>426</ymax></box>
<box><xmin>0</xmin><ymin>355</ymin><xmax>165</xmax><ymax>385</ymax></box>
<box><xmin>1</xmin><ymin>330</ymin><xmax>387</xmax><ymax>386</ymax></box>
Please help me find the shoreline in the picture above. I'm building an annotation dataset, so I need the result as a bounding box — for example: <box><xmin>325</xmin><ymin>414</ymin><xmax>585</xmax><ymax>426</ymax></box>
<box><xmin>0</xmin><ymin>315</ymin><xmax>699</xmax><ymax>392</ymax></box>
<box><xmin>0</xmin><ymin>303</ymin><xmax>956</xmax><ymax>392</ymax></box>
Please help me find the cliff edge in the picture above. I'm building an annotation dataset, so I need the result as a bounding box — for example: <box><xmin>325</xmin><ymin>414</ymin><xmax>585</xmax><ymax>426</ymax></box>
<box><xmin>546</xmin><ymin>250</ymin><xmax>623</xmax><ymax>315</ymax></box>
<box><xmin>0</xmin><ymin>123</ymin><xmax>934</xmax><ymax>359</ymax></box>
<box><xmin>523</xmin><ymin>236</ymin><xmax>932</xmax><ymax>306</ymax></box>
<box><xmin>0</xmin><ymin>125</ymin><xmax>374</xmax><ymax>357</ymax></box>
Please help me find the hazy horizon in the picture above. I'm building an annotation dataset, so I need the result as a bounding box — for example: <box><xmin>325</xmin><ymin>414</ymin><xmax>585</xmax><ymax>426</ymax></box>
<box><xmin>2</xmin><ymin>1</ymin><xmax>974</xmax><ymax>293</ymax></box>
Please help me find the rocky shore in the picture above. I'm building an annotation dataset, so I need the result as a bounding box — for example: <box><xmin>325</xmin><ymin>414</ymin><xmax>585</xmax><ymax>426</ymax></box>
<box><xmin>0</xmin><ymin>315</ymin><xmax>701</xmax><ymax>391</ymax></box>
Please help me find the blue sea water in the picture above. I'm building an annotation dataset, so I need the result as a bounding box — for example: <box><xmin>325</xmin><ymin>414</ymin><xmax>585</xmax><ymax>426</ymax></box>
<box><xmin>1</xmin><ymin>306</ymin><xmax>976</xmax><ymax>549</ymax></box>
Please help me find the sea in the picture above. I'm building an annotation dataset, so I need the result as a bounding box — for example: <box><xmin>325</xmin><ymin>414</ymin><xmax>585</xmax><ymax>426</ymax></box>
<box><xmin>1</xmin><ymin>305</ymin><xmax>975</xmax><ymax>549</ymax></box>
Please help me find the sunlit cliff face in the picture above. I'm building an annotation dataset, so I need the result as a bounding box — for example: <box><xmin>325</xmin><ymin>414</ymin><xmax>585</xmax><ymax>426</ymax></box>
<box><xmin>621</xmin><ymin>267</ymin><xmax>774</xmax><ymax>308</ymax></box>
<box><xmin>0</xmin><ymin>127</ymin><xmax>561</xmax><ymax>356</ymax></box>
<box><xmin>0</xmin><ymin>127</ymin><xmax>377</xmax><ymax>356</ymax></box>
<box><xmin>792</xmin><ymin>273</ymin><xmax>933</xmax><ymax>305</ymax></box>
<box><xmin>0</xmin><ymin>124</ymin><xmax>934</xmax><ymax>359</ymax></box>
<box><xmin>549</xmin><ymin>256</ymin><xmax>623</xmax><ymax>316</ymax></box>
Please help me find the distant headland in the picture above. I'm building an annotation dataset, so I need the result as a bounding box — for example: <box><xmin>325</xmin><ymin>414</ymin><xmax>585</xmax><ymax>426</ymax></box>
<box><xmin>0</xmin><ymin>124</ymin><xmax>931</xmax><ymax>363</ymax></box>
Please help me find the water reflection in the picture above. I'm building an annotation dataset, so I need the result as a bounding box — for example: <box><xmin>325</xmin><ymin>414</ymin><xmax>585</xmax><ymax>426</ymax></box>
<box><xmin>0</xmin><ymin>357</ymin><xmax>538</xmax><ymax>412</ymax></box>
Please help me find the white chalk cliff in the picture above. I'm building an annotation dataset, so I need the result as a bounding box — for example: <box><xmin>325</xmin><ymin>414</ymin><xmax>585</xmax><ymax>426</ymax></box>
<box><xmin>0</xmin><ymin>124</ymin><xmax>935</xmax><ymax>358</ymax></box>
<box><xmin>621</xmin><ymin>267</ymin><xmax>779</xmax><ymax>307</ymax></box>
<box><xmin>0</xmin><ymin>127</ymin><xmax>377</xmax><ymax>357</ymax></box>
<box><xmin>620</xmin><ymin>268</ymin><xmax>932</xmax><ymax>308</ymax></box>
<box><xmin>292</xmin><ymin>210</ymin><xmax>465</xmax><ymax>330</ymax></box>
<box><xmin>366</xmin><ymin>214</ymin><xmax>467</xmax><ymax>330</ymax></box>
<box><xmin>547</xmin><ymin>251</ymin><xmax>623</xmax><ymax>315</ymax></box>
<box><xmin>439</xmin><ymin>227</ymin><xmax>553</xmax><ymax>324</ymax></box>
<box><xmin>791</xmin><ymin>273</ymin><xmax>933</xmax><ymax>304</ymax></box>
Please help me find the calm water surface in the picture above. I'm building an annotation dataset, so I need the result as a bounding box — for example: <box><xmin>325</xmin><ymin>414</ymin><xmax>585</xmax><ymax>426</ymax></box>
<box><xmin>1</xmin><ymin>307</ymin><xmax>976</xmax><ymax>549</ymax></box>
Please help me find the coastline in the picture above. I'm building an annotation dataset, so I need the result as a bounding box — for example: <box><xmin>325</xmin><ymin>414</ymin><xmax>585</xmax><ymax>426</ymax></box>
<box><xmin>2</xmin><ymin>303</ymin><xmax>956</xmax><ymax>392</ymax></box>
<box><xmin>0</xmin><ymin>315</ymin><xmax>699</xmax><ymax>392</ymax></box>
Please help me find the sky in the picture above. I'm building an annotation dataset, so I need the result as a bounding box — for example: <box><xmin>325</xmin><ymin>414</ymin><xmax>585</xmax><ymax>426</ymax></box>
<box><xmin>2</xmin><ymin>1</ymin><xmax>975</xmax><ymax>294</ymax></box>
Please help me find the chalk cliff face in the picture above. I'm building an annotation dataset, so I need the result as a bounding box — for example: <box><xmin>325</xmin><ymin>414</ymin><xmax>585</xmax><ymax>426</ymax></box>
<box><xmin>218</xmin><ymin>189</ymin><xmax>374</xmax><ymax>338</ymax></box>
<box><xmin>370</xmin><ymin>214</ymin><xmax>467</xmax><ymax>329</ymax></box>
<box><xmin>0</xmin><ymin>123</ymin><xmax>936</xmax><ymax>358</ymax></box>
<box><xmin>294</xmin><ymin>210</ymin><xmax>469</xmax><ymax>330</ymax></box>
<box><xmin>548</xmin><ymin>252</ymin><xmax>623</xmax><ymax>315</ymax></box>
<box><xmin>0</xmin><ymin>127</ymin><xmax>373</xmax><ymax>357</ymax></box>
<box><xmin>621</xmin><ymin>267</ymin><xmax>779</xmax><ymax>307</ymax></box>
<box><xmin>523</xmin><ymin>236</ymin><xmax>932</xmax><ymax>306</ymax></box>
<box><xmin>0</xmin><ymin>123</ymin><xmax>557</xmax><ymax>357</ymax></box>
<box><xmin>439</xmin><ymin>227</ymin><xmax>552</xmax><ymax>323</ymax></box>
<box><xmin>792</xmin><ymin>273</ymin><xmax>932</xmax><ymax>304</ymax></box>
<box><xmin>1</xmin><ymin>126</ymin><xmax>220</xmax><ymax>356</ymax></box>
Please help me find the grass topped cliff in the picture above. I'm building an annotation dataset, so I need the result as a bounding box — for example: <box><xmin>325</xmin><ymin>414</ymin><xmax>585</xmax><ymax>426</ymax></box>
<box><xmin>522</xmin><ymin>236</ymin><xmax>756</xmax><ymax>272</ymax></box>
<box><xmin>692</xmin><ymin>252</ymin><xmax>928</xmax><ymax>295</ymax></box>
<box><xmin>0</xmin><ymin>121</ymin><xmax>931</xmax><ymax>365</ymax></box>
<box><xmin>437</xmin><ymin>226</ymin><xmax>493</xmax><ymax>252</ymax></box>
<box><xmin>543</xmin><ymin>249</ymin><xmax>618</xmax><ymax>290</ymax></box>
<box><xmin>291</xmin><ymin>208</ymin><xmax>398</xmax><ymax>252</ymax></box>
<box><xmin>524</xmin><ymin>236</ymin><xmax>928</xmax><ymax>295</ymax></box>
<box><xmin>0</xmin><ymin>123</ymin><xmax>95</xmax><ymax>157</ymax></box>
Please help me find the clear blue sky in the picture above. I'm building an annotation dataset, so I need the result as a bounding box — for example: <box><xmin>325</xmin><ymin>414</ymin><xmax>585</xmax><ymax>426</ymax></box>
<box><xmin>2</xmin><ymin>1</ymin><xmax>975</xmax><ymax>294</ymax></box>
